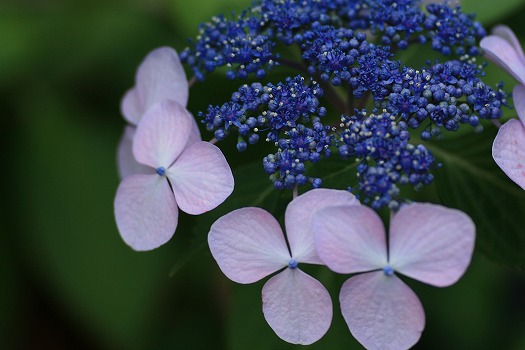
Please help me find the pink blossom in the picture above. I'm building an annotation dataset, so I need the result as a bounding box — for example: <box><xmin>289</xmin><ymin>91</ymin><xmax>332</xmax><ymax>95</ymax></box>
<box><xmin>492</xmin><ymin>84</ymin><xmax>525</xmax><ymax>190</ymax></box>
<box><xmin>480</xmin><ymin>25</ymin><xmax>525</xmax><ymax>85</ymax></box>
<box><xmin>117</xmin><ymin>47</ymin><xmax>201</xmax><ymax>178</ymax></box>
<box><xmin>114</xmin><ymin>100</ymin><xmax>234</xmax><ymax>251</ymax></box>
<box><xmin>208</xmin><ymin>189</ymin><xmax>359</xmax><ymax>345</ymax></box>
<box><xmin>313</xmin><ymin>203</ymin><xmax>475</xmax><ymax>350</ymax></box>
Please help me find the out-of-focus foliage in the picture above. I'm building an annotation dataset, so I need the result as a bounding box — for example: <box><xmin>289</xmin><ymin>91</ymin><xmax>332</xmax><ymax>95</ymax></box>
<box><xmin>1</xmin><ymin>0</ymin><xmax>525</xmax><ymax>349</ymax></box>
<box><xmin>462</xmin><ymin>0</ymin><xmax>524</xmax><ymax>24</ymax></box>
<box><xmin>430</xmin><ymin>128</ymin><xmax>525</xmax><ymax>268</ymax></box>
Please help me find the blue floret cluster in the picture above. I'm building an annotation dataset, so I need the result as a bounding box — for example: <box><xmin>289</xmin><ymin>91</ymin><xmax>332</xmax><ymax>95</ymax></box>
<box><xmin>183</xmin><ymin>0</ymin><xmax>509</xmax><ymax>209</ymax></box>
<box><xmin>199</xmin><ymin>75</ymin><xmax>324</xmax><ymax>145</ymax></box>
<box><xmin>338</xmin><ymin>110</ymin><xmax>435</xmax><ymax>210</ymax></box>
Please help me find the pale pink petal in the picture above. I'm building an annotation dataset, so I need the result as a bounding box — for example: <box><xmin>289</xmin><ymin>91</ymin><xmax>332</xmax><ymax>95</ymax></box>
<box><xmin>114</xmin><ymin>174</ymin><xmax>178</xmax><ymax>251</ymax></box>
<box><xmin>340</xmin><ymin>272</ymin><xmax>425</xmax><ymax>350</ymax></box>
<box><xmin>389</xmin><ymin>203</ymin><xmax>475</xmax><ymax>287</ymax></box>
<box><xmin>121</xmin><ymin>88</ymin><xmax>142</xmax><ymax>125</ymax></box>
<box><xmin>187</xmin><ymin>112</ymin><xmax>203</xmax><ymax>146</ymax></box>
<box><xmin>480</xmin><ymin>35</ymin><xmax>525</xmax><ymax>85</ymax></box>
<box><xmin>285</xmin><ymin>189</ymin><xmax>359</xmax><ymax>264</ymax></box>
<box><xmin>513</xmin><ymin>84</ymin><xmax>525</xmax><ymax>127</ymax></box>
<box><xmin>493</xmin><ymin>118</ymin><xmax>525</xmax><ymax>191</ymax></box>
<box><xmin>262</xmin><ymin>268</ymin><xmax>332</xmax><ymax>345</ymax></box>
<box><xmin>133</xmin><ymin>100</ymin><xmax>193</xmax><ymax>169</ymax></box>
<box><xmin>208</xmin><ymin>207</ymin><xmax>291</xmax><ymax>284</ymax></box>
<box><xmin>492</xmin><ymin>25</ymin><xmax>525</xmax><ymax>65</ymax></box>
<box><xmin>121</xmin><ymin>47</ymin><xmax>188</xmax><ymax>124</ymax></box>
<box><xmin>117</xmin><ymin>126</ymin><xmax>152</xmax><ymax>178</ymax></box>
<box><xmin>167</xmin><ymin>141</ymin><xmax>234</xmax><ymax>215</ymax></box>
<box><xmin>313</xmin><ymin>205</ymin><xmax>387</xmax><ymax>274</ymax></box>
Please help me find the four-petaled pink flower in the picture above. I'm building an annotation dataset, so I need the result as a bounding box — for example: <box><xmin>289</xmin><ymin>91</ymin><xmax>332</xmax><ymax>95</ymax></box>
<box><xmin>313</xmin><ymin>202</ymin><xmax>475</xmax><ymax>350</ymax></box>
<box><xmin>492</xmin><ymin>84</ymin><xmax>525</xmax><ymax>190</ymax></box>
<box><xmin>208</xmin><ymin>189</ymin><xmax>360</xmax><ymax>345</ymax></box>
<box><xmin>117</xmin><ymin>46</ymin><xmax>201</xmax><ymax>178</ymax></box>
<box><xmin>480</xmin><ymin>25</ymin><xmax>525</xmax><ymax>86</ymax></box>
<box><xmin>114</xmin><ymin>100</ymin><xmax>234</xmax><ymax>251</ymax></box>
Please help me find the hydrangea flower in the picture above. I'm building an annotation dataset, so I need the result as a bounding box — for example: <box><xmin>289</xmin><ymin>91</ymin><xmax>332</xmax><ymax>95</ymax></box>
<box><xmin>480</xmin><ymin>25</ymin><xmax>525</xmax><ymax>85</ymax></box>
<box><xmin>313</xmin><ymin>202</ymin><xmax>475</xmax><ymax>350</ymax></box>
<box><xmin>114</xmin><ymin>100</ymin><xmax>234</xmax><ymax>251</ymax></box>
<box><xmin>207</xmin><ymin>189</ymin><xmax>360</xmax><ymax>345</ymax></box>
<box><xmin>492</xmin><ymin>84</ymin><xmax>525</xmax><ymax>190</ymax></box>
<box><xmin>117</xmin><ymin>46</ymin><xmax>201</xmax><ymax>178</ymax></box>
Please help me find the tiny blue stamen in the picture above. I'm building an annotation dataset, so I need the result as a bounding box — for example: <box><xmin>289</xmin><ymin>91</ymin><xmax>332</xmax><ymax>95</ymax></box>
<box><xmin>156</xmin><ymin>167</ymin><xmax>166</xmax><ymax>176</ymax></box>
<box><xmin>288</xmin><ymin>258</ymin><xmax>298</xmax><ymax>269</ymax></box>
<box><xmin>383</xmin><ymin>266</ymin><xmax>394</xmax><ymax>276</ymax></box>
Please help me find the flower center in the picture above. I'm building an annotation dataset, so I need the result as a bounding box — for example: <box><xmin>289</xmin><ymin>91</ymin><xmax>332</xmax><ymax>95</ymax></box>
<box><xmin>288</xmin><ymin>258</ymin><xmax>298</xmax><ymax>269</ymax></box>
<box><xmin>156</xmin><ymin>166</ymin><xmax>166</xmax><ymax>176</ymax></box>
<box><xmin>383</xmin><ymin>265</ymin><xmax>394</xmax><ymax>276</ymax></box>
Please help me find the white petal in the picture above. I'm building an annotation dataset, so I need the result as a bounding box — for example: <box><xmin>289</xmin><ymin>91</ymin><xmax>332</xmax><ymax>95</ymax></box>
<box><xmin>493</xmin><ymin>118</ymin><xmax>525</xmax><ymax>191</ymax></box>
<box><xmin>340</xmin><ymin>272</ymin><xmax>425</xmax><ymax>350</ymax></box>
<box><xmin>114</xmin><ymin>174</ymin><xmax>178</xmax><ymax>251</ymax></box>
<box><xmin>116</xmin><ymin>126</ymin><xmax>151</xmax><ymax>178</ymax></box>
<box><xmin>285</xmin><ymin>189</ymin><xmax>359</xmax><ymax>264</ymax></box>
<box><xmin>313</xmin><ymin>205</ymin><xmax>388</xmax><ymax>274</ymax></box>
<box><xmin>208</xmin><ymin>207</ymin><xmax>291</xmax><ymax>284</ymax></box>
<box><xmin>262</xmin><ymin>269</ymin><xmax>332</xmax><ymax>345</ymax></box>
<box><xmin>167</xmin><ymin>141</ymin><xmax>234</xmax><ymax>215</ymax></box>
<box><xmin>133</xmin><ymin>100</ymin><xmax>193</xmax><ymax>168</ymax></box>
<box><xmin>121</xmin><ymin>47</ymin><xmax>188</xmax><ymax>124</ymax></box>
<box><xmin>389</xmin><ymin>203</ymin><xmax>475</xmax><ymax>287</ymax></box>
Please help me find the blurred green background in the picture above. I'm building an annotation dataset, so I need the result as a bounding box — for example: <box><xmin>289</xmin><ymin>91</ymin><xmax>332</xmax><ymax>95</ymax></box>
<box><xmin>2</xmin><ymin>0</ymin><xmax>525</xmax><ymax>349</ymax></box>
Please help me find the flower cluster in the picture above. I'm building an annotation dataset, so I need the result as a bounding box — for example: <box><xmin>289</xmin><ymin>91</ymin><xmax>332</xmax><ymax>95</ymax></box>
<box><xmin>189</xmin><ymin>1</ymin><xmax>508</xmax><ymax>207</ymax></box>
<box><xmin>388</xmin><ymin>60</ymin><xmax>508</xmax><ymax>138</ymax></box>
<box><xmin>179</xmin><ymin>14</ymin><xmax>276</xmax><ymax>80</ymax></box>
<box><xmin>368</xmin><ymin>0</ymin><xmax>425</xmax><ymax>49</ymax></box>
<box><xmin>299</xmin><ymin>24</ymin><xmax>371</xmax><ymax>87</ymax></box>
<box><xmin>180</xmin><ymin>0</ymin><xmax>373</xmax><ymax>81</ymax></box>
<box><xmin>181</xmin><ymin>0</ymin><xmax>488</xmax><ymax>82</ymax></box>
<box><xmin>422</xmin><ymin>3</ymin><xmax>486</xmax><ymax>56</ymax></box>
<box><xmin>263</xmin><ymin>120</ymin><xmax>332</xmax><ymax>189</ymax></box>
<box><xmin>298</xmin><ymin>23</ymin><xmax>507</xmax><ymax>137</ymax></box>
<box><xmin>200</xmin><ymin>75</ymin><xmax>324</xmax><ymax>141</ymax></box>
<box><xmin>113</xmin><ymin>2</ymin><xmax>525</xmax><ymax>349</ymax></box>
<box><xmin>338</xmin><ymin>110</ymin><xmax>435</xmax><ymax>209</ymax></box>
<box><xmin>256</xmin><ymin>0</ymin><xmax>366</xmax><ymax>44</ymax></box>
<box><xmin>200</xmin><ymin>75</ymin><xmax>332</xmax><ymax>188</ymax></box>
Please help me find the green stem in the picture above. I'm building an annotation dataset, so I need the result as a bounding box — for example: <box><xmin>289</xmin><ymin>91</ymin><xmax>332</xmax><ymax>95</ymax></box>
<box><xmin>188</xmin><ymin>75</ymin><xmax>197</xmax><ymax>88</ymax></box>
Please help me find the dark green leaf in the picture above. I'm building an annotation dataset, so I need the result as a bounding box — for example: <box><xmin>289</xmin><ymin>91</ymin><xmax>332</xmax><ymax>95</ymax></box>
<box><xmin>461</xmin><ymin>0</ymin><xmax>525</xmax><ymax>24</ymax></box>
<box><xmin>428</xmin><ymin>127</ymin><xmax>525</xmax><ymax>268</ymax></box>
<box><xmin>308</xmin><ymin>157</ymin><xmax>358</xmax><ymax>190</ymax></box>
